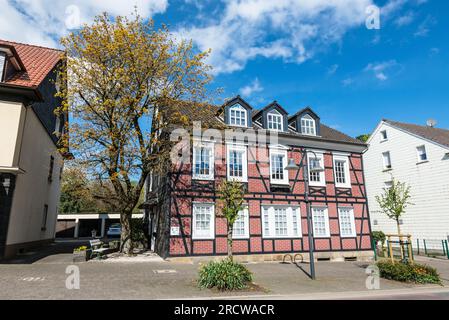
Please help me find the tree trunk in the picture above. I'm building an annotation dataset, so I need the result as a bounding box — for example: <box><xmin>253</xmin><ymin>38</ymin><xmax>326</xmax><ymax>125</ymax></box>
<box><xmin>227</xmin><ymin>225</ymin><xmax>233</xmax><ymax>262</ymax></box>
<box><xmin>396</xmin><ymin>219</ymin><xmax>406</xmax><ymax>261</ymax></box>
<box><xmin>120</xmin><ymin>212</ymin><xmax>134</xmax><ymax>255</ymax></box>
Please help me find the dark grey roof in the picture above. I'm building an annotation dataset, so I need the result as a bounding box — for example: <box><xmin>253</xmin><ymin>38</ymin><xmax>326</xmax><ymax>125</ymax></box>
<box><xmin>173</xmin><ymin>101</ymin><xmax>365</xmax><ymax>146</ymax></box>
<box><xmin>385</xmin><ymin>119</ymin><xmax>449</xmax><ymax>149</ymax></box>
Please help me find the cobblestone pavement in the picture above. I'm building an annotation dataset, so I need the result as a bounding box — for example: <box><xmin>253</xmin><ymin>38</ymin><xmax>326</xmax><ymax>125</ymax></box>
<box><xmin>0</xmin><ymin>241</ymin><xmax>447</xmax><ymax>300</ymax></box>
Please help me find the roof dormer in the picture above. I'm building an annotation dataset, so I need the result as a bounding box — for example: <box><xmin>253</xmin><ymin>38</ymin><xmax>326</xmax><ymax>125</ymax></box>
<box><xmin>288</xmin><ymin>107</ymin><xmax>321</xmax><ymax>136</ymax></box>
<box><xmin>253</xmin><ymin>101</ymin><xmax>288</xmax><ymax>132</ymax></box>
<box><xmin>218</xmin><ymin>95</ymin><xmax>253</xmax><ymax>128</ymax></box>
<box><xmin>0</xmin><ymin>44</ymin><xmax>26</xmax><ymax>82</ymax></box>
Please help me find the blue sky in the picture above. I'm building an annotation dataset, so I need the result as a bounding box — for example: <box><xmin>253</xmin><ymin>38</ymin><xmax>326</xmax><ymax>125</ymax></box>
<box><xmin>1</xmin><ymin>0</ymin><xmax>448</xmax><ymax>137</ymax></box>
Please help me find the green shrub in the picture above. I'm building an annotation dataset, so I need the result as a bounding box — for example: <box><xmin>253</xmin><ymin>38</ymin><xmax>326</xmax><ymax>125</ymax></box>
<box><xmin>372</xmin><ymin>231</ymin><xmax>386</xmax><ymax>245</ymax></box>
<box><xmin>377</xmin><ymin>260</ymin><xmax>441</xmax><ymax>284</ymax></box>
<box><xmin>198</xmin><ymin>259</ymin><xmax>253</xmax><ymax>291</ymax></box>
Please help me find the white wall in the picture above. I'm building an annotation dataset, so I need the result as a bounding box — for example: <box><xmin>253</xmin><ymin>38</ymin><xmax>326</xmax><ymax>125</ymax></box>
<box><xmin>0</xmin><ymin>100</ymin><xmax>26</xmax><ymax>169</ymax></box>
<box><xmin>364</xmin><ymin>122</ymin><xmax>449</xmax><ymax>245</ymax></box>
<box><xmin>6</xmin><ymin>108</ymin><xmax>62</xmax><ymax>246</ymax></box>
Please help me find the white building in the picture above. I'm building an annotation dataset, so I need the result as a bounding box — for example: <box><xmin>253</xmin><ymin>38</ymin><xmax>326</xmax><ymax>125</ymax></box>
<box><xmin>0</xmin><ymin>40</ymin><xmax>68</xmax><ymax>259</ymax></box>
<box><xmin>364</xmin><ymin>119</ymin><xmax>449</xmax><ymax>245</ymax></box>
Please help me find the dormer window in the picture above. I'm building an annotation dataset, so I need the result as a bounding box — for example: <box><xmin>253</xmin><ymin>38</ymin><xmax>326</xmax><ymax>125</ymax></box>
<box><xmin>229</xmin><ymin>104</ymin><xmax>247</xmax><ymax>127</ymax></box>
<box><xmin>301</xmin><ymin>115</ymin><xmax>316</xmax><ymax>136</ymax></box>
<box><xmin>267</xmin><ymin>110</ymin><xmax>283</xmax><ymax>131</ymax></box>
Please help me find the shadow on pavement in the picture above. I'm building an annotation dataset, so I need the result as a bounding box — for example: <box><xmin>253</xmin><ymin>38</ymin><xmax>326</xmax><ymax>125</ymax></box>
<box><xmin>0</xmin><ymin>239</ymin><xmax>89</xmax><ymax>265</ymax></box>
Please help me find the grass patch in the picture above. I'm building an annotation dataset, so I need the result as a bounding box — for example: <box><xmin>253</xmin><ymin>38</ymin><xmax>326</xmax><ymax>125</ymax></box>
<box><xmin>377</xmin><ymin>260</ymin><xmax>441</xmax><ymax>284</ymax></box>
<box><xmin>198</xmin><ymin>259</ymin><xmax>253</xmax><ymax>291</ymax></box>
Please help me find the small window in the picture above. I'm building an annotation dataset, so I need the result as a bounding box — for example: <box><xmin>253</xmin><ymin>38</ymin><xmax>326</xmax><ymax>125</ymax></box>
<box><xmin>269</xmin><ymin>149</ymin><xmax>289</xmax><ymax>185</ymax></box>
<box><xmin>229</xmin><ymin>104</ymin><xmax>247</xmax><ymax>127</ymax></box>
<box><xmin>333</xmin><ymin>155</ymin><xmax>351</xmax><ymax>188</ymax></box>
<box><xmin>41</xmin><ymin>205</ymin><xmax>48</xmax><ymax>231</ymax></box>
<box><xmin>380</xmin><ymin>130</ymin><xmax>388</xmax><ymax>141</ymax></box>
<box><xmin>417</xmin><ymin>145</ymin><xmax>428</xmax><ymax>162</ymax></box>
<box><xmin>301</xmin><ymin>115</ymin><xmax>316</xmax><ymax>136</ymax></box>
<box><xmin>308</xmin><ymin>152</ymin><xmax>325</xmax><ymax>187</ymax></box>
<box><xmin>233</xmin><ymin>206</ymin><xmax>249</xmax><ymax>239</ymax></box>
<box><xmin>382</xmin><ymin>152</ymin><xmax>392</xmax><ymax>170</ymax></box>
<box><xmin>192</xmin><ymin>203</ymin><xmax>215</xmax><ymax>239</ymax></box>
<box><xmin>267</xmin><ymin>110</ymin><xmax>283</xmax><ymax>131</ymax></box>
<box><xmin>227</xmin><ymin>145</ymin><xmax>248</xmax><ymax>182</ymax></box>
<box><xmin>338</xmin><ymin>207</ymin><xmax>356</xmax><ymax>238</ymax></box>
<box><xmin>48</xmin><ymin>156</ymin><xmax>55</xmax><ymax>183</ymax></box>
<box><xmin>261</xmin><ymin>206</ymin><xmax>301</xmax><ymax>238</ymax></box>
<box><xmin>312</xmin><ymin>207</ymin><xmax>330</xmax><ymax>238</ymax></box>
<box><xmin>384</xmin><ymin>181</ymin><xmax>393</xmax><ymax>189</ymax></box>
<box><xmin>193</xmin><ymin>142</ymin><xmax>214</xmax><ymax>180</ymax></box>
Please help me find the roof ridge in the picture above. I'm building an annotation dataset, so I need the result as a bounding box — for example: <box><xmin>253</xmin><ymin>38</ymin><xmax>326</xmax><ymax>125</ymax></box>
<box><xmin>386</xmin><ymin>119</ymin><xmax>449</xmax><ymax>132</ymax></box>
<box><xmin>0</xmin><ymin>39</ymin><xmax>63</xmax><ymax>53</ymax></box>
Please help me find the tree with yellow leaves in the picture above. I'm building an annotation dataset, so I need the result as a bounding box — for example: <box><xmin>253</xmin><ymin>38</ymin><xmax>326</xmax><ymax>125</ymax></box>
<box><xmin>55</xmin><ymin>12</ymin><xmax>212</xmax><ymax>254</ymax></box>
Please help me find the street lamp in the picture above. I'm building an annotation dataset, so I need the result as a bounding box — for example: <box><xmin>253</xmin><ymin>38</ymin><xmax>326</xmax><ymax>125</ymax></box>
<box><xmin>285</xmin><ymin>150</ymin><xmax>324</xmax><ymax>280</ymax></box>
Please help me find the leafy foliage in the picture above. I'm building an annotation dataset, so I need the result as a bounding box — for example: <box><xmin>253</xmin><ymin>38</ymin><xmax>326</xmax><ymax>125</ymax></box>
<box><xmin>377</xmin><ymin>260</ymin><xmax>441</xmax><ymax>284</ymax></box>
<box><xmin>375</xmin><ymin>178</ymin><xmax>413</xmax><ymax>234</ymax></box>
<box><xmin>218</xmin><ymin>181</ymin><xmax>245</xmax><ymax>260</ymax></box>
<box><xmin>372</xmin><ymin>231</ymin><xmax>386</xmax><ymax>245</ymax></box>
<box><xmin>56</xmin><ymin>11</ymin><xmax>212</xmax><ymax>253</ymax></box>
<box><xmin>356</xmin><ymin>134</ymin><xmax>371</xmax><ymax>143</ymax></box>
<box><xmin>198</xmin><ymin>259</ymin><xmax>253</xmax><ymax>291</ymax></box>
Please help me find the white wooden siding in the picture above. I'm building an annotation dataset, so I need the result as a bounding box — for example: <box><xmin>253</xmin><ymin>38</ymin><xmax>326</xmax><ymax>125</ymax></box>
<box><xmin>364</xmin><ymin>122</ymin><xmax>449</xmax><ymax>246</ymax></box>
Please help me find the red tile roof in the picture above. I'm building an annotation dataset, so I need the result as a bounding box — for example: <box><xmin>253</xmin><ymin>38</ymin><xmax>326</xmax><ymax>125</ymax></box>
<box><xmin>0</xmin><ymin>39</ymin><xmax>63</xmax><ymax>89</ymax></box>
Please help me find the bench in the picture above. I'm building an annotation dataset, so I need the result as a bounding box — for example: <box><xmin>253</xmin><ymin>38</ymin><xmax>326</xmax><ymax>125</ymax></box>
<box><xmin>89</xmin><ymin>239</ymin><xmax>109</xmax><ymax>259</ymax></box>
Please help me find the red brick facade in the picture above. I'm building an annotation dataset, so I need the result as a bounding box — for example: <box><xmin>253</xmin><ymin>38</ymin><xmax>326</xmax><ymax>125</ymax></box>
<box><xmin>166</xmin><ymin>143</ymin><xmax>372</xmax><ymax>258</ymax></box>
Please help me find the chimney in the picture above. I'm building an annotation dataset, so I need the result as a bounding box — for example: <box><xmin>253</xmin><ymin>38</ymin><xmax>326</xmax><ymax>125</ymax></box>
<box><xmin>426</xmin><ymin>119</ymin><xmax>437</xmax><ymax>128</ymax></box>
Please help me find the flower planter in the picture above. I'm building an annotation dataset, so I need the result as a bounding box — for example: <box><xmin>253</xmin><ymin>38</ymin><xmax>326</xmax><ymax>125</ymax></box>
<box><xmin>73</xmin><ymin>249</ymin><xmax>92</xmax><ymax>263</ymax></box>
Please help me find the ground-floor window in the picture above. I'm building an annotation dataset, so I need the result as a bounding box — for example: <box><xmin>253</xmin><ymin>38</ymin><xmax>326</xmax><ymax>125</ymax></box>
<box><xmin>312</xmin><ymin>207</ymin><xmax>330</xmax><ymax>238</ymax></box>
<box><xmin>262</xmin><ymin>205</ymin><xmax>301</xmax><ymax>238</ymax></box>
<box><xmin>338</xmin><ymin>207</ymin><xmax>356</xmax><ymax>237</ymax></box>
<box><xmin>233</xmin><ymin>206</ymin><xmax>249</xmax><ymax>239</ymax></box>
<box><xmin>192</xmin><ymin>203</ymin><xmax>215</xmax><ymax>239</ymax></box>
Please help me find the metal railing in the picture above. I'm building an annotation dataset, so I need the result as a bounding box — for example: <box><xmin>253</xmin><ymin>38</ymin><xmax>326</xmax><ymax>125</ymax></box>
<box><xmin>416</xmin><ymin>239</ymin><xmax>449</xmax><ymax>259</ymax></box>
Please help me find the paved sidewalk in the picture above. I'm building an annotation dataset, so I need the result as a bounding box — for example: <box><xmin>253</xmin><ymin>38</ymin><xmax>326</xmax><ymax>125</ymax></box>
<box><xmin>0</xmin><ymin>242</ymin><xmax>447</xmax><ymax>300</ymax></box>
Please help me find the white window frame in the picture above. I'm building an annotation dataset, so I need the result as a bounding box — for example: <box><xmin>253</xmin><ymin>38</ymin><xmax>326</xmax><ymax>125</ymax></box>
<box><xmin>338</xmin><ymin>207</ymin><xmax>356</xmax><ymax>238</ymax></box>
<box><xmin>261</xmin><ymin>205</ymin><xmax>302</xmax><ymax>239</ymax></box>
<box><xmin>233</xmin><ymin>206</ymin><xmax>249</xmax><ymax>239</ymax></box>
<box><xmin>382</xmin><ymin>151</ymin><xmax>392</xmax><ymax>170</ymax></box>
<box><xmin>267</xmin><ymin>110</ymin><xmax>283</xmax><ymax>131</ymax></box>
<box><xmin>307</xmin><ymin>151</ymin><xmax>325</xmax><ymax>187</ymax></box>
<box><xmin>416</xmin><ymin>145</ymin><xmax>428</xmax><ymax>163</ymax></box>
<box><xmin>269</xmin><ymin>147</ymin><xmax>289</xmax><ymax>185</ymax></box>
<box><xmin>192</xmin><ymin>141</ymin><xmax>215</xmax><ymax>180</ymax></box>
<box><xmin>192</xmin><ymin>203</ymin><xmax>215</xmax><ymax>240</ymax></box>
<box><xmin>380</xmin><ymin>130</ymin><xmax>388</xmax><ymax>142</ymax></box>
<box><xmin>333</xmin><ymin>155</ymin><xmax>351</xmax><ymax>189</ymax></box>
<box><xmin>229</xmin><ymin>104</ymin><xmax>247</xmax><ymax>127</ymax></box>
<box><xmin>227</xmin><ymin>144</ymin><xmax>248</xmax><ymax>182</ymax></box>
<box><xmin>312</xmin><ymin>207</ymin><xmax>330</xmax><ymax>238</ymax></box>
<box><xmin>301</xmin><ymin>114</ymin><xmax>316</xmax><ymax>136</ymax></box>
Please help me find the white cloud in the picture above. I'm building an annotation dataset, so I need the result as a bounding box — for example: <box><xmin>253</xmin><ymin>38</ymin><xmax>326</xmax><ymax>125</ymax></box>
<box><xmin>414</xmin><ymin>15</ymin><xmax>437</xmax><ymax>37</ymax></box>
<box><xmin>341</xmin><ymin>78</ymin><xmax>354</xmax><ymax>87</ymax></box>
<box><xmin>177</xmin><ymin>0</ymin><xmax>374</xmax><ymax>74</ymax></box>
<box><xmin>364</xmin><ymin>60</ymin><xmax>399</xmax><ymax>81</ymax></box>
<box><xmin>0</xmin><ymin>0</ymin><xmax>168</xmax><ymax>47</ymax></box>
<box><xmin>327</xmin><ymin>64</ymin><xmax>339</xmax><ymax>75</ymax></box>
<box><xmin>240</xmin><ymin>78</ymin><xmax>263</xmax><ymax>97</ymax></box>
<box><xmin>395</xmin><ymin>12</ymin><xmax>415</xmax><ymax>27</ymax></box>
